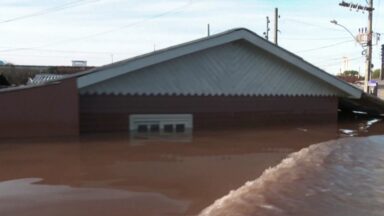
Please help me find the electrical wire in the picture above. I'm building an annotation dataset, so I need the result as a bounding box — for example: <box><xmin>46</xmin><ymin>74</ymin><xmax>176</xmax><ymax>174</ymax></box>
<box><xmin>0</xmin><ymin>0</ymin><xmax>195</xmax><ymax>53</ymax></box>
<box><xmin>12</xmin><ymin>48</ymin><xmax>128</xmax><ymax>55</ymax></box>
<box><xmin>295</xmin><ymin>39</ymin><xmax>356</xmax><ymax>53</ymax></box>
<box><xmin>318</xmin><ymin>55</ymin><xmax>364</xmax><ymax>68</ymax></box>
<box><xmin>0</xmin><ymin>0</ymin><xmax>99</xmax><ymax>24</ymax></box>
<box><xmin>313</xmin><ymin>55</ymin><xmax>363</xmax><ymax>64</ymax></box>
<box><xmin>282</xmin><ymin>18</ymin><xmax>344</xmax><ymax>32</ymax></box>
<box><xmin>281</xmin><ymin>36</ymin><xmax>351</xmax><ymax>41</ymax></box>
<box><xmin>4</xmin><ymin>53</ymin><xmax>108</xmax><ymax>59</ymax></box>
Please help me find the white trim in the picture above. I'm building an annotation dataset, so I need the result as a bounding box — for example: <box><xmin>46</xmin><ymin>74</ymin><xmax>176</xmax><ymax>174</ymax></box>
<box><xmin>76</xmin><ymin>28</ymin><xmax>362</xmax><ymax>99</ymax></box>
<box><xmin>129</xmin><ymin>114</ymin><xmax>193</xmax><ymax>131</ymax></box>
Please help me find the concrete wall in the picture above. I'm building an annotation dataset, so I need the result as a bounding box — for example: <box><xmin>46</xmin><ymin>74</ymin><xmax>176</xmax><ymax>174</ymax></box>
<box><xmin>79</xmin><ymin>95</ymin><xmax>338</xmax><ymax>133</ymax></box>
<box><xmin>0</xmin><ymin>79</ymin><xmax>79</xmax><ymax>138</ymax></box>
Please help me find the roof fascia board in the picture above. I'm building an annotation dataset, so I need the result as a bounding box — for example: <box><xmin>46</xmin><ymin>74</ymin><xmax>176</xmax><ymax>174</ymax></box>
<box><xmin>77</xmin><ymin>31</ymin><xmax>245</xmax><ymax>88</ymax></box>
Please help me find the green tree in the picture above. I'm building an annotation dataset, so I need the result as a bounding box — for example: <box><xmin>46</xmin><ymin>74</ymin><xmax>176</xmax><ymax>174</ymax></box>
<box><xmin>372</xmin><ymin>69</ymin><xmax>381</xmax><ymax>79</ymax></box>
<box><xmin>341</xmin><ymin>70</ymin><xmax>359</xmax><ymax>77</ymax></box>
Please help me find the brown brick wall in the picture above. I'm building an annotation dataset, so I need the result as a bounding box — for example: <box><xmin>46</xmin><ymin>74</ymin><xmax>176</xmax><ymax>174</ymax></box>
<box><xmin>0</xmin><ymin>79</ymin><xmax>79</xmax><ymax>138</ymax></box>
<box><xmin>79</xmin><ymin>95</ymin><xmax>338</xmax><ymax>133</ymax></box>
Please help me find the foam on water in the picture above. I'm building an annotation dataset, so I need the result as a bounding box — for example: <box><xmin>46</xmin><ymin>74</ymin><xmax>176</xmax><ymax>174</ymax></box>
<box><xmin>199</xmin><ymin>136</ymin><xmax>384</xmax><ymax>216</ymax></box>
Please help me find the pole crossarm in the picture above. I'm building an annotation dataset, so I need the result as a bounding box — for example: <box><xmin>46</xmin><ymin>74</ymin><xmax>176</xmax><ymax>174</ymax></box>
<box><xmin>339</xmin><ymin>1</ymin><xmax>374</xmax><ymax>11</ymax></box>
<box><xmin>338</xmin><ymin>0</ymin><xmax>374</xmax><ymax>93</ymax></box>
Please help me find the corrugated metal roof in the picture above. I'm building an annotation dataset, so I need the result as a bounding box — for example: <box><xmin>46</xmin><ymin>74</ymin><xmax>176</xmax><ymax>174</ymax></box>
<box><xmin>76</xmin><ymin>28</ymin><xmax>362</xmax><ymax>98</ymax></box>
<box><xmin>80</xmin><ymin>41</ymin><xmax>346</xmax><ymax>97</ymax></box>
<box><xmin>28</xmin><ymin>74</ymin><xmax>67</xmax><ymax>85</ymax></box>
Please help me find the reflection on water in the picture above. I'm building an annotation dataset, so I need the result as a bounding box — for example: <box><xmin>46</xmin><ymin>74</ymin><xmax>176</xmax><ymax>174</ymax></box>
<box><xmin>339</xmin><ymin>118</ymin><xmax>382</xmax><ymax>137</ymax></box>
<box><xmin>0</xmin><ymin>121</ymin><xmax>383</xmax><ymax>216</ymax></box>
<box><xmin>199</xmin><ymin>135</ymin><xmax>384</xmax><ymax>216</ymax></box>
<box><xmin>0</xmin><ymin>178</ymin><xmax>188</xmax><ymax>216</ymax></box>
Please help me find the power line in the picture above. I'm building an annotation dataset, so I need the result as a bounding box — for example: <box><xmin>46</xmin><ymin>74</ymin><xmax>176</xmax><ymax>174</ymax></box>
<box><xmin>305</xmin><ymin>44</ymin><xmax>380</xmax><ymax>60</ymax></box>
<box><xmin>281</xmin><ymin>36</ymin><xmax>350</xmax><ymax>41</ymax></box>
<box><xmin>314</xmin><ymin>55</ymin><xmax>363</xmax><ymax>64</ymax></box>
<box><xmin>0</xmin><ymin>0</ymin><xmax>195</xmax><ymax>53</ymax></box>
<box><xmin>318</xmin><ymin>56</ymin><xmax>364</xmax><ymax>68</ymax></box>
<box><xmin>4</xmin><ymin>53</ymin><xmax>109</xmax><ymax>59</ymax></box>
<box><xmin>12</xmin><ymin>47</ymin><xmax>127</xmax><ymax>55</ymax></box>
<box><xmin>282</xmin><ymin>18</ymin><xmax>344</xmax><ymax>32</ymax></box>
<box><xmin>295</xmin><ymin>39</ymin><xmax>355</xmax><ymax>53</ymax></box>
<box><xmin>0</xmin><ymin>45</ymin><xmax>141</xmax><ymax>56</ymax></box>
<box><xmin>0</xmin><ymin>0</ymin><xmax>99</xmax><ymax>24</ymax></box>
<box><xmin>315</xmin><ymin>56</ymin><xmax>364</xmax><ymax>65</ymax></box>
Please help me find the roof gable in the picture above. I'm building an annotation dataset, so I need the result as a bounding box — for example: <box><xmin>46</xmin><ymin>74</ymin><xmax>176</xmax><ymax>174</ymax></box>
<box><xmin>77</xmin><ymin>28</ymin><xmax>362</xmax><ymax>98</ymax></box>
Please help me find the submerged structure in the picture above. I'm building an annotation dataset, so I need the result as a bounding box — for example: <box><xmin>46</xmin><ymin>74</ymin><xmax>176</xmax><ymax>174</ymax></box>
<box><xmin>0</xmin><ymin>28</ymin><xmax>369</xmax><ymax>138</ymax></box>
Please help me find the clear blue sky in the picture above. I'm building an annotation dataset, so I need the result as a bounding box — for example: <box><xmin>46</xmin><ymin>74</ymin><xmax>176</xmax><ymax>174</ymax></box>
<box><xmin>1</xmin><ymin>0</ymin><xmax>383</xmax><ymax>75</ymax></box>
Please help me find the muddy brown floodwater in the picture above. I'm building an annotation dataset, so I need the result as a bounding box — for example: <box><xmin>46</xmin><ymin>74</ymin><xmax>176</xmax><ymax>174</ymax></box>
<box><xmin>0</xmin><ymin>119</ymin><xmax>383</xmax><ymax>216</ymax></box>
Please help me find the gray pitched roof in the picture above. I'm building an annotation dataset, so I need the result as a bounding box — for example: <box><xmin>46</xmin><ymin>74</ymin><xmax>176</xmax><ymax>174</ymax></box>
<box><xmin>76</xmin><ymin>28</ymin><xmax>362</xmax><ymax>98</ymax></box>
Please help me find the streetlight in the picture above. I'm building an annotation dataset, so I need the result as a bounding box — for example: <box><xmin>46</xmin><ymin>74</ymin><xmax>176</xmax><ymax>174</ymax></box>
<box><xmin>330</xmin><ymin>20</ymin><xmax>365</xmax><ymax>50</ymax></box>
<box><xmin>330</xmin><ymin>19</ymin><xmax>371</xmax><ymax>93</ymax></box>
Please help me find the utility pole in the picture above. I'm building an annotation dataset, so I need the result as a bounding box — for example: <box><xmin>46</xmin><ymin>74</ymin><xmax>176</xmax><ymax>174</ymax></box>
<box><xmin>339</xmin><ymin>0</ymin><xmax>374</xmax><ymax>93</ymax></box>
<box><xmin>263</xmin><ymin>16</ymin><xmax>270</xmax><ymax>40</ymax></box>
<box><xmin>366</xmin><ymin>0</ymin><xmax>373</xmax><ymax>93</ymax></box>
<box><xmin>381</xmin><ymin>44</ymin><xmax>384</xmax><ymax>80</ymax></box>
<box><xmin>274</xmin><ymin>8</ymin><xmax>279</xmax><ymax>45</ymax></box>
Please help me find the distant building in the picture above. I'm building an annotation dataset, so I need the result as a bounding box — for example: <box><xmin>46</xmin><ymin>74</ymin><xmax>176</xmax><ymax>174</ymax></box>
<box><xmin>27</xmin><ymin>74</ymin><xmax>68</xmax><ymax>85</ymax></box>
<box><xmin>336</xmin><ymin>75</ymin><xmax>361</xmax><ymax>84</ymax></box>
<box><xmin>0</xmin><ymin>28</ymin><xmax>364</xmax><ymax>138</ymax></box>
<box><xmin>374</xmin><ymin>80</ymin><xmax>384</xmax><ymax>99</ymax></box>
<box><xmin>0</xmin><ymin>65</ymin><xmax>94</xmax><ymax>85</ymax></box>
<box><xmin>72</xmin><ymin>60</ymin><xmax>87</xmax><ymax>67</ymax></box>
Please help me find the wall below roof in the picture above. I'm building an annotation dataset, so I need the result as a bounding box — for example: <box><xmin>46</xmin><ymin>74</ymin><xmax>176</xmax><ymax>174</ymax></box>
<box><xmin>79</xmin><ymin>95</ymin><xmax>338</xmax><ymax>133</ymax></box>
<box><xmin>0</xmin><ymin>79</ymin><xmax>79</xmax><ymax>138</ymax></box>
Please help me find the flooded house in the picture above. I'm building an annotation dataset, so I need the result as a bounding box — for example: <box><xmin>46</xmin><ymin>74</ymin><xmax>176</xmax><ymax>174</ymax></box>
<box><xmin>0</xmin><ymin>28</ymin><xmax>363</xmax><ymax>138</ymax></box>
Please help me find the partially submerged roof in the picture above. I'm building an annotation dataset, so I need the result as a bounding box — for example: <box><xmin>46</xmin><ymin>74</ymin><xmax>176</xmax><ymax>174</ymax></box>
<box><xmin>75</xmin><ymin>28</ymin><xmax>362</xmax><ymax>98</ymax></box>
<box><xmin>28</xmin><ymin>74</ymin><xmax>68</xmax><ymax>85</ymax></box>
